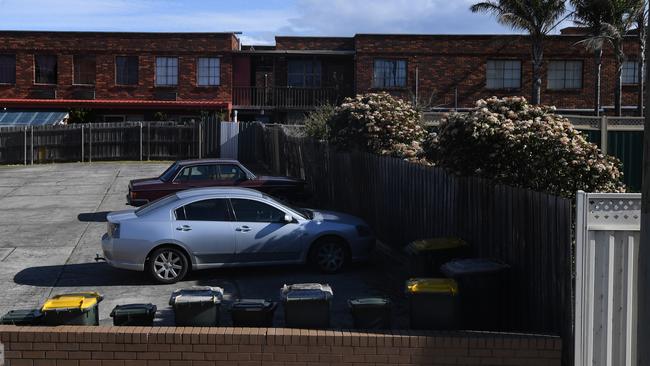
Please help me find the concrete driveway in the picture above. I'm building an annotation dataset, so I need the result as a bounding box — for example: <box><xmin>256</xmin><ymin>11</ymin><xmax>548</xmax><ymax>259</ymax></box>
<box><xmin>0</xmin><ymin>162</ymin><xmax>408</xmax><ymax>327</ymax></box>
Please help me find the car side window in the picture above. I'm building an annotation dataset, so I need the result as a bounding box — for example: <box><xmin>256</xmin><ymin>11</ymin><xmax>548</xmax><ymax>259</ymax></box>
<box><xmin>230</xmin><ymin>199</ymin><xmax>285</xmax><ymax>223</ymax></box>
<box><xmin>218</xmin><ymin>164</ymin><xmax>247</xmax><ymax>180</ymax></box>
<box><xmin>174</xmin><ymin>165</ymin><xmax>217</xmax><ymax>182</ymax></box>
<box><xmin>175</xmin><ymin>199</ymin><xmax>230</xmax><ymax>221</ymax></box>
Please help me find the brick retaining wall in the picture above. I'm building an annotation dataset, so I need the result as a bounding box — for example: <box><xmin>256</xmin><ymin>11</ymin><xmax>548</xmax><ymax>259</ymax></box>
<box><xmin>0</xmin><ymin>325</ymin><xmax>560</xmax><ymax>366</ymax></box>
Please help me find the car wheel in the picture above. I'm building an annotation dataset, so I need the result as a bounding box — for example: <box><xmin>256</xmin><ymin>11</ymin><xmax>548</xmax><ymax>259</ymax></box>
<box><xmin>148</xmin><ymin>247</ymin><xmax>189</xmax><ymax>284</ymax></box>
<box><xmin>311</xmin><ymin>239</ymin><xmax>348</xmax><ymax>273</ymax></box>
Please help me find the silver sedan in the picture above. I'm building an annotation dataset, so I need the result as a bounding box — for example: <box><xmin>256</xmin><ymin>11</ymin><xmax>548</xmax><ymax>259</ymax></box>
<box><xmin>101</xmin><ymin>187</ymin><xmax>375</xmax><ymax>283</ymax></box>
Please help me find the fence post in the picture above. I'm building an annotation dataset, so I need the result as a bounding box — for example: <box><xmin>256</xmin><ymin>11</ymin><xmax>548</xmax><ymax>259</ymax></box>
<box><xmin>601</xmin><ymin>115</ymin><xmax>608</xmax><ymax>153</ymax></box>
<box><xmin>198</xmin><ymin>122</ymin><xmax>202</xmax><ymax>159</ymax></box>
<box><xmin>23</xmin><ymin>127</ymin><xmax>26</xmax><ymax>166</ymax></box>
<box><xmin>147</xmin><ymin>122</ymin><xmax>151</xmax><ymax>161</ymax></box>
<box><xmin>139</xmin><ymin>122</ymin><xmax>143</xmax><ymax>161</ymax></box>
<box><xmin>89</xmin><ymin>123</ymin><xmax>92</xmax><ymax>163</ymax></box>
<box><xmin>81</xmin><ymin>125</ymin><xmax>84</xmax><ymax>162</ymax></box>
<box><xmin>30</xmin><ymin>126</ymin><xmax>33</xmax><ymax>165</ymax></box>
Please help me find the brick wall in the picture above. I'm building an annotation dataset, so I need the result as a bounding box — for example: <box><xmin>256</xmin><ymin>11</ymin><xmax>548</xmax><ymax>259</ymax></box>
<box><xmin>354</xmin><ymin>34</ymin><xmax>642</xmax><ymax>110</ymax></box>
<box><xmin>0</xmin><ymin>325</ymin><xmax>561</xmax><ymax>366</ymax></box>
<box><xmin>275</xmin><ymin>37</ymin><xmax>354</xmax><ymax>51</ymax></box>
<box><xmin>0</xmin><ymin>31</ymin><xmax>237</xmax><ymax>104</ymax></box>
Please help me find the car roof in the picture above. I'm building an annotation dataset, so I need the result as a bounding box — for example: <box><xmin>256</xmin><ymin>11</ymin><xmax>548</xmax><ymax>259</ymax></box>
<box><xmin>175</xmin><ymin>158</ymin><xmax>241</xmax><ymax>166</ymax></box>
<box><xmin>175</xmin><ymin>187</ymin><xmax>264</xmax><ymax>199</ymax></box>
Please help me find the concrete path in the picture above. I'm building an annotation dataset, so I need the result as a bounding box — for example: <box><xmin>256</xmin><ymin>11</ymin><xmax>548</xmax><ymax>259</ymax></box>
<box><xmin>0</xmin><ymin>162</ymin><xmax>408</xmax><ymax>327</ymax></box>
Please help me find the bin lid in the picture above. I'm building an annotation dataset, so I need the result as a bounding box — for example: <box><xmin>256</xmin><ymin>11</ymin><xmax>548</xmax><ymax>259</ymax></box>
<box><xmin>169</xmin><ymin>286</ymin><xmax>223</xmax><ymax>305</ymax></box>
<box><xmin>440</xmin><ymin>258</ymin><xmax>510</xmax><ymax>277</ymax></box>
<box><xmin>407</xmin><ymin>237</ymin><xmax>468</xmax><ymax>253</ymax></box>
<box><xmin>281</xmin><ymin>283</ymin><xmax>333</xmax><ymax>301</ymax></box>
<box><xmin>110</xmin><ymin>303</ymin><xmax>157</xmax><ymax>317</ymax></box>
<box><xmin>348</xmin><ymin>297</ymin><xmax>391</xmax><ymax>308</ymax></box>
<box><xmin>0</xmin><ymin>309</ymin><xmax>43</xmax><ymax>323</ymax></box>
<box><xmin>42</xmin><ymin>292</ymin><xmax>103</xmax><ymax>311</ymax></box>
<box><xmin>230</xmin><ymin>299</ymin><xmax>276</xmax><ymax>311</ymax></box>
<box><xmin>405</xmin><ymin>278</ymin><xmax>458</xmax><ymax>295</ymax></box>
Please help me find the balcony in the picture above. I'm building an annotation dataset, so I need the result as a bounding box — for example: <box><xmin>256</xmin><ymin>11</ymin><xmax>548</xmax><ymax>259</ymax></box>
<box><xmin>233</xmin><ymin>86</ymin><xmax>339</xmax><ymax>110</ymax></box>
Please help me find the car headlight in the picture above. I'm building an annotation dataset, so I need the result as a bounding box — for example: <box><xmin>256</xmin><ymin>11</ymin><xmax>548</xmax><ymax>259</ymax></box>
<box><xmin>356</xmin><ymin>225</ymin><xmax>372</xmax><ymax>237</ymax></box>
<box><xmin>108</xmin><ymin>222</ymin><xmax>120</xmax><ymax>238</ymax></box>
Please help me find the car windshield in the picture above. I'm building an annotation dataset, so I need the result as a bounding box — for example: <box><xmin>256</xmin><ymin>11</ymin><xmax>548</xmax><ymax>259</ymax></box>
<box><xmin>263</xmin><ymin>194</ymin><xmax>313</xmax><ymax>220</ymax></box>
<box><xmin>135</xmin><ymin>194</ymin><xmax>179</xmax><ymax>216</ymax></box>
<box><xmin>159</xmin><ymin>162</ymin><xmax>179</xmax><ymax>182</ymax></box>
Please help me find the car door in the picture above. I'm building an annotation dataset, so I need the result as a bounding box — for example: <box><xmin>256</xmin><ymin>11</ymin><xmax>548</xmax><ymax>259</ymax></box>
<box><xmin>216</xmin><ymin>163</ymin><xmax>250</xmax><ymax>187</ymax></box>
<box><xmin>229</xmin><ymin>198</ymin><xmax>304</xmax><ymax>263</ymax></box>
<box><xmin>173</xmin><ymin>198</ymin><xmax>237</xmax><ymax>264</ymax></box>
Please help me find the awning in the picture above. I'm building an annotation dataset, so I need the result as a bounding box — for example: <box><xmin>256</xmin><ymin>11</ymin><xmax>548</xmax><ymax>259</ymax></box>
<box><xmin>0</xmin><ymin>99</ymin><xmax>231</xmax><ymax>110</ymax></box>
<box><xmin>0</xmin><ymin>109</ymin><xmax>69</xmax><ymax>126</ymax></box>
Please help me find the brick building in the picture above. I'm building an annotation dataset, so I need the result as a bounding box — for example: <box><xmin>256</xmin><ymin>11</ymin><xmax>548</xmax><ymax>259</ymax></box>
<box><xmin>0</xmin><ymin>29</ymin><xmax>643</xmax><ymax>123</ymax></box>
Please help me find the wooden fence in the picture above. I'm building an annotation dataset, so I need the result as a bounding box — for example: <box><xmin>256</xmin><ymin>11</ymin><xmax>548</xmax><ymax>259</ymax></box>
<box><xmin>0</xmin><ymin>118</ymin><xmax>221</xmax><ymax>164</ymax></box>
<box><xmin>239</xmin><ymin>122</ymin><xmax>574</xmax><ymax>360</ymax></box>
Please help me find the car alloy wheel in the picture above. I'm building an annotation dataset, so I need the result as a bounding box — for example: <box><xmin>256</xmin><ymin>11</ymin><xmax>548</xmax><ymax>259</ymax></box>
<box><xmin>315</xmin><ymin>241</ymin><xmax>346</xmax><ymax>273</ymax></box>
<box><xmin>148</xmin><ymin>247</ymin><xmax>188</xmax><ymax>284</ymax></box>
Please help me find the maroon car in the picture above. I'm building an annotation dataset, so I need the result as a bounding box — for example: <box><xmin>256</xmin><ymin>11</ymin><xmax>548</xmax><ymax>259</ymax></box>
<box><xmin>127</xmin><ymin>159</ymin><xmax>306</xmax><ymax>206</ymax></box>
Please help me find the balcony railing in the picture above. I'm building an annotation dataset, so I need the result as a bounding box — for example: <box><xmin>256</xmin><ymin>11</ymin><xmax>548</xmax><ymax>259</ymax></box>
<box><xmin>233</xmin><ymin>86</ymin><xmax>339</xmax><ymax>109</ymax></box>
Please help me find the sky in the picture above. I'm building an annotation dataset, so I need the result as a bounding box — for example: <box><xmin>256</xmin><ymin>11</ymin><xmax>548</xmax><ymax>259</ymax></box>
<box><xmin>0</xmin><ymin>0</ymin><xmax>573</xmax><ymax>45</ymax></box>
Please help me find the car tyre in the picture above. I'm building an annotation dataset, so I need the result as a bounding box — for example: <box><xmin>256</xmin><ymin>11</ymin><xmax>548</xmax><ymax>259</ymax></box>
<box><xmin>310</xmin><ymin>238</ymin><xmax>348</xmax><ymax>273</ymax></box>
<box><xmin>148</xmin><ymin>247</ymin><xmax>189</xmax><ymax>284</ymax></box>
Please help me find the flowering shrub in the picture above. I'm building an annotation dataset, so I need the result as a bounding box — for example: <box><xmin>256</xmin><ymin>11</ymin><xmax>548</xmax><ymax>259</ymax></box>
<box><xmin>303</xmin><ymin>103</ymin><xmax>335</xmax><ymax>141</ymax></box>
<box><xmin>328</xmin><ymin>93</ymin><xmax>426</xmax><ymax>160</ymax></box>
<box><xmin>433</xmin><ymin>96</ymin><xmax>625</xmax><ymax>197</ymax></box>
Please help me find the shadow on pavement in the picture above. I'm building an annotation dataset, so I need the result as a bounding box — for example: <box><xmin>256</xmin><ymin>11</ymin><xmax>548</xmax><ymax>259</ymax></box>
<box><xmin>14</xmin><ymin>262</ymin><xmax>152</xmax><ymax>287</ymax></box>
<box><xmin>77</xmin><ymin>211</ymin><xmax>110</xmax><ymax>222</ymax></box>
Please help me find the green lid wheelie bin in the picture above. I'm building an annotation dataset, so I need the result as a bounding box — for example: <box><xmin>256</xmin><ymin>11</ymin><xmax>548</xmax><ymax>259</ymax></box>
<box><xmin>348</xmin><ymin>297</ymin><xmax>391</xmax><ymax>329</ymax></box>
<box><xmin>405</xmin><ymin>237</ymin><xmax>469</xmax><ymax>277</ymax></box>
<box><xmin>405</xmin><ymin>278</ymin><xmax>459</xmax><ymax>330</ymax></box>
<box><xmin>230</xmin><ymin>299</ymin><xmax>277</xmax><ymax>327</ymax></box>
<box><xmin>41</xmin><ymin>292</ymin><xmax>103</xmax><ymax>326</ymax></box>
<box><xmin>441</xmin><ymin>258</ymin><xmax>510</xmax><ymax>330</ymax></box>
<box><xmin>110</xmin><ymin>304</ymin><xmax>157</xmax><ymax>326</ymax></box>
<box><xmin>281</xmin><ymin>283</ymin><xmax>332</xmax><ymax>329</ymax></box>
<box><xmin>0</xmin><ymin>309</ymin><xmax>43</xmax><ymax>325</ymax></box>
<box><xmin>169</xmin><ymin>286</ymin><xmax>223</xmax><ymax>326</ymax></box>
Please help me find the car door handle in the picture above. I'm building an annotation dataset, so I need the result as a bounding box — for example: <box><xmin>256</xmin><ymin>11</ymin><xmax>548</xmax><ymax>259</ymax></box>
<box><xmin>176</xmin><ymin>225</ymin><xmax>192</xmax><ymax>231</ymax></box>
<box><xmin>235</xmin><ymin>226</ymin><xmax>251</xmax><ymax>232</ymax></box>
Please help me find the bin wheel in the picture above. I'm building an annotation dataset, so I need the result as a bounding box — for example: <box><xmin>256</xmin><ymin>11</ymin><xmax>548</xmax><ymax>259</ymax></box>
<box><xmin>148</xmin><ymin>247</ymin><xmax>188</xmax><ymax>284</ymax></box>
<box><xmin>310</xmin><ymin>238</ymin><xmax>348</xmax><ymax>273</ymax></box>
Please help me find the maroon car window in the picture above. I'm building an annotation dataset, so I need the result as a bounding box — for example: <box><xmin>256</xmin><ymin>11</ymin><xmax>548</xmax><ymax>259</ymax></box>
<box><xmin>175</xmin><ymin>165</ymin><xmax>217</xmax><ymax>182</ymax></box>
<box><xmin>175</xmin><ymin>199</ymin><xmax>230</xmax><ymax>221</ymax></box>
<box><xmin>218</xmin><ymin>164</ymin><xmax>247</xmax><ymax>180</ymax></box>
<box><xmin>230</xmin><ymin>199</ymin><xmax>285</xmax><ymax>223</ymax></box>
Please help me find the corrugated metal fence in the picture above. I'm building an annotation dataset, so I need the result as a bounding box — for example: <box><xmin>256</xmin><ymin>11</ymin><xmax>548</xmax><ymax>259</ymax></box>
<box><xmin>239</xmin><ymin>122</ymin><xmax>574</xmax><ymax>361</ymax></box>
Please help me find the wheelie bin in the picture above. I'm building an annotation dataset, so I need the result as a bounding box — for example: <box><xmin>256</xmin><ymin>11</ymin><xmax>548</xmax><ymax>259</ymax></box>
<box><xmin>405</xmin><ymin>237</ymin><xmax>470</xmax><ymax>277</ymax></box>
<box><xmin>281</xmin><ymin>283</ymin><xmax>332</xmax><ymax>328</ymax></box>
<box><xmin>0</xmin><ymin>309</ymin><xmax>43</xmax><ymax>325</ymax></box>
<box><xmin>230</xmin><ymin>299</ymin><xmax>277</xmax><ymax>327</ymax></box>
<box><xmin>41</xmin><ymin>292</ymin><xmax>103</xmax><ymax>326</ymax></box>
<box><xmin>169</xmin><ymin>286</ymin><xmax>223</xmax><ymax>326</ymax></box>
<box><xmin>405</xmin><ymin>278</ymin><xmax>459</xmax><ymax>329</ymax></box>
<box><xmin>348</xmin><ymin>297</ymin><xmax>391</xmax><ymax>329</ymax></box>
<box><xmin>110</xmin><ymin>304</ymin><xmax>157</xmax><ymax>326</ymax></box>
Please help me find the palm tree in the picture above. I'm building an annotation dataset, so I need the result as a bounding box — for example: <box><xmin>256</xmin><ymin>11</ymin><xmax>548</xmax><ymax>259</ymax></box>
<box><xmin>470</xmin><ymin>0</ymin><xmax>567</xmax><ymax>105</ymax></box>
<box><xmin>636</xmin><ymin>2</ymin><xmax>647</xmax><ymax>116</ymax></box>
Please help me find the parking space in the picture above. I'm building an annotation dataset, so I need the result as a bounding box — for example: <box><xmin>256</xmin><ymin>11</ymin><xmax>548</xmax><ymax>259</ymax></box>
<box><xmin>0</xmin><ymin>162</ymin><xmax>409</xmax><ymax>327</ymax></box>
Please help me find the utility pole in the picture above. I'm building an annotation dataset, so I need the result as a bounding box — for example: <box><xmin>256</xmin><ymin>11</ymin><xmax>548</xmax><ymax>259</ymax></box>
<box><xmin>638</xmin><ymin>11</ymin><xmax>650</xmax><ymax>364</ymax></box>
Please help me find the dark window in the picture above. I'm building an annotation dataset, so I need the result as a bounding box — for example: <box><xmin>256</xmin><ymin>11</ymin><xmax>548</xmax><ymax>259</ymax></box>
<box><xmin>486</xmin><ymin>60</ymin><xmax>521</xmax><ymax>89</ymax></box>
<box><xmin>372</xmin><ymin>59</ymin><xmax>406</xmax><ymax>88</ymax></box>
<box><xmin>0</xmin><ymin>55</ymin><xmax>16</xmax><ymax>84</ymax></box>
<box><xmin>35</xmin><ymin>55</ymin><xmax>57</xmax><ymax>84</ymax></box>
<box><xmin>218</xmin><ymin>164</ymin><xmax>247</xmax><ymax>180</ymax></box>
<box><xmin>175</xmin><ymin>199</ymin><xmax>230</xmax><ymax>221</ymax></box>
<box><xmin>287</xmin><ymin>59</ymin><xmax>321</xmax><ymax>87</ymax></box>
<box><xmin>156</xmin><ymin>57</ymin><xmax>178</xmax><ymax>86</ymax></box>
<box><xmin>547</xmin><ymin>61</ymin><xmax>582</xmax><ymax>90</ymax></box>
<box><xmin>174</xmin><ymin>165</ymin><xmax>217</xmax><ymax>182</ymax></box>
<box><xmin>116</xmin><ymin>56</ymin><xmax>139</xmax><ymax>85</ymax></box>
<box><xmin>231</xmin><ymin>199</ymin><xmax>285</xmax><ymax>223</ymax></box>
<box><xmin>73</xmin><ymin>55</ymin><xmax>96</xmax><ymax>85</ymax></box>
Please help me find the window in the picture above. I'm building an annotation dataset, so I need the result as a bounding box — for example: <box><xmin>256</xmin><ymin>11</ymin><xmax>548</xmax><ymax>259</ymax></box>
<box><xmin>34</xmin><ymin>55</ymin><xmax>57</xmax><ymax>84</ymax></box>
<box><xmin>116</xmin><ymin>56</ymin><xmax>138</xmax><ymax>85</ymax></box>
<box><xmin>287</xmin><ymin>59</ymin><xmax>322</xmax><ymax>87</ymax></box>
<box><xmin>155</xmin><ymin>57</ymin><xmax>178</xmax><ymax>86</ymax></box>
<box><xmin>197</xmin><ymin>57</ymin><xmax>220</xmax><ymax>86</ymax></box>
<box><xmin>372</xmin><ymin>59</ymin><xmax>406</xmax><ymax>88</ymax></box>
<box><xmin>622</xmin><ymin>60</ymin><xmax>643</xmax><ymax>84</ymax></box>
<box><xmin>217</xmin><ymin>164</ymin><xmax>247</xmax><ymax>180</ymax></box>
<box><xmin>175</xmin><ymin>199</ymin><xmax>230</xmax><ymax>221</ymax></box>
<box><xmin>547</xmin><ymin>61</ymin><xmax>582</xmax><ymax>90</ymax></box>
<box><xmin>0</xmin><ymin>55</ymin><xmax>16</xmax><ymax>84</ymax></box>
<box><xmin>174</xmin><ymin>165</ymin><xmax>217</xmax><ymax>182</ymax></box>
<box><xmin>230</xmin><ymin>199</ymin><xmax>285</xmax><ymax>223</ymax></box>
<box><xmin>73</xmin><ymin>55</ymin><xmax>96</xmax><ymax>85</ymax></box>
<box><xmin>486</xmin><ymin>60</ymin><xmax>521</xmax><ymax>89</ymax></box>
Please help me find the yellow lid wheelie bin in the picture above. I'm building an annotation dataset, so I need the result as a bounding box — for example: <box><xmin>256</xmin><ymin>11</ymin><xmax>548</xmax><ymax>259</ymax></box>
<box><xmin>406</xmin><ymin>278</ymin><xmax>459</xmax><ymax>330</ymax></box>
<box><xmin>41</xmin><ymin>292</ymin><xmax>103</xmax><ymax>326</ymax></box>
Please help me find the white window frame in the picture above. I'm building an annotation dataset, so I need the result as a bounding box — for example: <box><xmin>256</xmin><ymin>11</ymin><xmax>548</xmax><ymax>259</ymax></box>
<box><xmin>197</xmin><ymin>57</ymin><xmax>220</xmax><ymax>86</ymax></box>
<box><xmin>486</xmin><ymin>60</ymin><xmax>521</xmax><ymax>90</ymax></box>
<box><xmin>547</xmin><ymin>60</ymin><xmax>583</xmax><ymax>90</ymax></box>
<box><xmin>155</xmin><ymin>56</ymin><xmax>178</xmax><ymax>87</ymax></box>
<box><xmin>622</xmin><ymin>60</ymin><xmax>642</xmax><ymax>85</ymax></box>
<box><xmin>372</xmin><ymin>59</ymin><xmax>407</xmax><ymax>88</ymax></box>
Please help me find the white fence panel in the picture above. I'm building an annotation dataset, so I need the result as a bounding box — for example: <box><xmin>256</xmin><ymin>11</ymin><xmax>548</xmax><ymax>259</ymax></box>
<box><xmin>575</xmin><ymin>191</ymin><xmax>641</xmax><ymax>366</ymax></box>
<box><xmin>220</xmin><ymin>121</ymin><xmax>239</xmax><ymax>159</ymax></box>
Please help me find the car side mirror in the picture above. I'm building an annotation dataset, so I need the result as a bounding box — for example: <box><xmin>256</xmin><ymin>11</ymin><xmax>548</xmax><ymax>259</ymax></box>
<box><xmin>283</xmin><ymin>214</ymin><xmax>294</xmax><ymax>223</ymax></box>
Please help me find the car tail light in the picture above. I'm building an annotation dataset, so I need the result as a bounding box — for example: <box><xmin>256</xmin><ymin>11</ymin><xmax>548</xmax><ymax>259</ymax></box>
<box><xmin>108</xmin><ymin>222</ymin><xmax>120</xmax><ymax>238</ymax></box>
<box><xmin>130</xmin><ymin>190</ymin><xmax>137</xmax><ymax>199</ymax></box>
